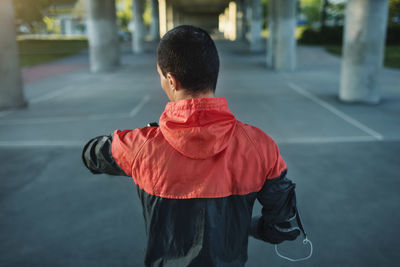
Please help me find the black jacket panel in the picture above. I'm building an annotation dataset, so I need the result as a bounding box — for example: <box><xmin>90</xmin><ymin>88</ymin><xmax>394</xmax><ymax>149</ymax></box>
<box><xmin>137</xmin><ymin>187</ymin><xmax>256</xmax><ymax>267</ymax></box>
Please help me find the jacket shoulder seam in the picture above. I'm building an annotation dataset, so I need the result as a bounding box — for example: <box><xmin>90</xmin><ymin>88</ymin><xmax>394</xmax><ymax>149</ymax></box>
<box><xmin>130</xmin><ymin>128</ymin><xmax>158</xmax><ymax>175</ymax></box>
<box><xmin>151</xmin><ymin>147</ymin><xmax>175</xmax><ymax>195</ymax></box>
<box><xmin>237</xmin><ymin>123</ymin><xmax>266</xmax><ymax>176</ymax></box>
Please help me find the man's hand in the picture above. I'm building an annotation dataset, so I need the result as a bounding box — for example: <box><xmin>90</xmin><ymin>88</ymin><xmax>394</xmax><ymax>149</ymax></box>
<box><xmin>250</xmin><ymin>215</ymin><xmax>300</xmax><ymax>244</ymax></box>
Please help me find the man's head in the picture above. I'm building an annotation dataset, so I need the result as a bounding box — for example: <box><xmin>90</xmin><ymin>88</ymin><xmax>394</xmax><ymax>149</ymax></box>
<box><xmin>157</xmin><ymin>25</ymin><xmax>219</xmax><ymax>101</ymax></box>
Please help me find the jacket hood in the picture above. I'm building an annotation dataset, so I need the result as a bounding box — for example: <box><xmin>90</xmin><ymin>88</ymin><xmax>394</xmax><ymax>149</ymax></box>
<box><xmin>159</xmin><ymin>97</ymin><xmax>237</xmax><ymax>159</ymax></box>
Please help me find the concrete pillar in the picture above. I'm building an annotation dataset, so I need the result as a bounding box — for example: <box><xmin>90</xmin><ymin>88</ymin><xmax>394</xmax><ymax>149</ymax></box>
<box><xmin>159</xmin><ymin>0</ymin><xmax>167</xmax><ymax>37</ymax></box>
<box><xmin>223</xmin><ymin>3</ymin><xmax>237</xmax><ymax>41</ymax></box>
<box><xmin>86</xmin><ymin>0</ymin><xmax>120</xmax><ymax>72</ymax></box>
<box><xmin>65</xmin><ymin>19</ymin><xmax>74</xmax><ymax>35</ymax></box>
<box><xmin>250</xmin><ymin>0</ymin><xmax>262</xmax><ymax>51</ymax></box>
<box><xmin>150</xmin><ymin>0</ymin><xmax>160</xmax><ymax>41</ymax></box>
<box><xmin>219</xmin><ymin>13</ymin><xmax>226</xmax><ymax>33</ymax></box>
<box><xmin>0</xmin><ymin>0</ymin><xmax>26</xmax><ymax>109</ymax></box>
<box><xmin>132</xmin><ymin>0</ymin><xmax>145</xmax><ymax>53</ymax></box>
<box><xmin>167</xmin><ymin>3</ymin><xmax>174</xmax><ymax>31</ymax></box>
<box><xmin>236</xmin><ymin>0</ymin><xmax>244</xmax><ymax>41</ymax></box>
<box><xmin>266</xmin><ymin>0</ymin><xmax>276</xmax><ymax>67</ymax></box>
<box><xmin>61</xmin><ymin>18</ymin><xmax>66</xmax><ymax>35</ymax></box>
<box><xmin>242</xmin><ymin>0</ymin><xmax>249</xmax><ymax>40</ymax></box>
<box><xmin>339</xmin><ymin>0</ymin><xmax>389</xmax><ymax>104</ymax></box>
<box><xmin>267</xmin><ymin>0</ymin><xmax>296</xmax><ymax>71</ymax></box>
<box><xmin>229</xmin><ymin>2</ymin><xmax>237</xmax><ymax>41</ymax></box>
<box><xmin>224</xmin><ymin>8</ymin><xmax>230</xmax><ymax>39</ymax></box>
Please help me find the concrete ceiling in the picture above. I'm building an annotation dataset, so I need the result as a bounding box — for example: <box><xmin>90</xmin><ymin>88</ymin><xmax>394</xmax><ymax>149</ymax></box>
<box><xmin>170</xmin><ymin>0</ymin><xmax>231</xmax><ymax>14</ymax></box>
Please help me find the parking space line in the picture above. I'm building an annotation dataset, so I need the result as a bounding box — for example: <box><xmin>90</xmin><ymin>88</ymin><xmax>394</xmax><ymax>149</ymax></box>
<box><xmin>277</xmin><ymin>135</ymin><xmax>377</xmax><ymax>144</ymax></box>
<box><xmin>0</xmin><ymin>140</ymin><xmax>85</xmax><ymax>148</ymax></box>
<box><xmin>0</xmin><ymin>112</ymin><xmax>130</xmax><ymax>125</ymax></box>
<box><xmin>130</xmin><ymin>94</ymin><xmax>151</xmax><ymax>117</ymax></box>
<box><xmin>30</xmin><ymin>85</ymin><xmax>77</xmax><ymax>103</ymax></box>
<box><xmin>0</xmin><ymin>135</ymin><xmax>391</xmax><ymax>148</ymax></box>
<box><xmin>0</xmin><ymin>95</ymin><xmax>152</xmax><ymax>125</ymax></box>
<box><xmin>0</xmin><ymin>110</ymin><xmax>14</xmax><ymax>118</ymax></box>
<box><xmin>287</xmin><ymin>82</ymin><xmax>383</xmax><ymax>141</ymax></box>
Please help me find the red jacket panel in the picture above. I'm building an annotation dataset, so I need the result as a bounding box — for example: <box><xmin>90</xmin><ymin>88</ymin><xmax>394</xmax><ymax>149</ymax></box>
<box><xmin>111</xmin><ymin>97</ymin><xmax>286</xmax><ymax>199</ymax></box>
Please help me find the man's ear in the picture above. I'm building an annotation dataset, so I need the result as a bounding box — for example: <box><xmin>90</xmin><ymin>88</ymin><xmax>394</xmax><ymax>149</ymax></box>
<box><xmin>167</xmin><ymin>73</ymin><xmax>179</xmax><ymax>91</ymax></box>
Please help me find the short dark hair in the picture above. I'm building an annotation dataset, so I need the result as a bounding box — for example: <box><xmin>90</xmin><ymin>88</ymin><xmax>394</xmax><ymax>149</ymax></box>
<box><xmin>157</xmin><ymin>25</ymin><xmax>220</xmax><ymax>93</ymax></box>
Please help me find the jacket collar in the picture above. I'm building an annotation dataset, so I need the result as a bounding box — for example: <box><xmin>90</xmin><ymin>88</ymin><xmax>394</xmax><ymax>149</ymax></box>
<box><xmin>159</xmin><ymin>97</ymin><xmax>237</xmax><ymax>159</ymax></box>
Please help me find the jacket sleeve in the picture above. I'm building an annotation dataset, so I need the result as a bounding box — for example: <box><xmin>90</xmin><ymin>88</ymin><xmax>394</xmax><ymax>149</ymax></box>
<box><xmin>82</xmin><ymin>135</ymin><xmax>128</xmax><ymax>176</ymax></box>
<box><xmin>250</xmin><ymin>170</ymin><xmax>301</xmax><ymax>244</ymax></box>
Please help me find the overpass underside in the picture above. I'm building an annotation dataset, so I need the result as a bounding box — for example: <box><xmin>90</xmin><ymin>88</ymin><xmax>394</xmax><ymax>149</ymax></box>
<box><xmin>0</xmin><ymin>0</ymin><xmax>391</xmax><ymax>109</ymax></box>
<box><xmin>160</xmin><ymin>0</ymin><xmax>231</xmax><ymax>33</ymax></box>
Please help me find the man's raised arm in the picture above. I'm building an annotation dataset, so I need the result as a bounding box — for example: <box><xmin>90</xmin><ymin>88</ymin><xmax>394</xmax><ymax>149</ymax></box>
<box><xmin>82</xmin><ymin>135</ymin><xmax>128</xmax><ymax>176</ymax></box>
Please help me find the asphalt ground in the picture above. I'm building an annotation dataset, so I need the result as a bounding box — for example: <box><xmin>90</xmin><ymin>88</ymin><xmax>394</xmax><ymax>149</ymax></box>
<box><xmin>1</xmin><ymin>41</ymin><xmax>399</xmax><ymax>267</ymax></box>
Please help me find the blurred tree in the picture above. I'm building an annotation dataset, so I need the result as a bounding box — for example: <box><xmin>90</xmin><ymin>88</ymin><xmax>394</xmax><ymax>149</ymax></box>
<box><xmin>327</xmin><ymin>1</ymin><xmax>345</xmax><ymax>26</ymax></box>
<box><xmin>116</xmin><ymin>0</ymin><xmax>132</xmax><ymax>31</ymax></box>
<box><xmin>300</xmin><ymin>0</ymin><xmax>346</xmax><ymax>28</ymax></box>
<box><xmin>320</xmin><ymin>0</ymin><xmax>329</xmax><ymax>28</ymax></box>
<box><xmin>262</xmin><ymin>0</ymin><xmax>269</xmax><ymax>29</ymax></box>
<box><xmin>389</xmin><ymin>0</ymin><xmax>400</xmax><ymax>25</ymax></box>
<box><xmin>13</xmin><ymin>0</ymin><xmax>76</xmax><ymax>32</ymax></box>
<box><xmin>143</xmin><ymin>0</ymin><xmax>151</xmax><ymax>27</ymax></box>
<box><xmin>72</xmin><ymin>0</ymin><xmax>85</xmax><ymax>20</ymax></box>
<box><xmin>43</xmin><ymin>16</ymin><xmax>61</xmax><ymax>34</ymax></box>
<box><xmin>301</xmin><ymin>0</ymin><xmax>322</xmax><ymax>27</ymax></box>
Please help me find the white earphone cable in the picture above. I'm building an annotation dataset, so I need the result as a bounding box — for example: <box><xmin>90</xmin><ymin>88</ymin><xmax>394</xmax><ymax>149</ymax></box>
<box><xmin>275</xmin><ymin>237</ymin><xmax>313</xmax><ymax>262</ymax></box>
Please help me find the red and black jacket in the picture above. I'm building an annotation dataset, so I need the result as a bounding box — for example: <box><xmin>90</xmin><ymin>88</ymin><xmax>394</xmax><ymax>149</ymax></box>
<box><xmin>82</xmin><ymin>97</ymin><xmax>299</xmax><ymax>267</ymax></box>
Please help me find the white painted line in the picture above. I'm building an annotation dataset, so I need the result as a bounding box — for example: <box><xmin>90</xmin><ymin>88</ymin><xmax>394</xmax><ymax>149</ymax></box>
<box><xmin>0</xmin><ymin>112</ymin><xmax>131</xmax><ymax>125</ymax></box>
<box><xmin>129</xmin><ymin>94</ymin><xmax>151</xmax><ymax>117</ymax></box>
<box><xmin>287</xmin><ymin>82</ymin><xmax>384</xmax><ymax>141</ymax></box>
<box><xmin>0</xmin><ymin>110</ymin><xmax>14</xmax><ymax>118</ymax></box>
<box><xmin>0</xmin><ymin>135</ymin><xmax>388</xmax><ymax>148</ymax></box>
<box><xmin>30</xmin><ymin>85</ymin><xmax>76</xmax><ymax>103</ymax></box>
<box><xmin>0</xmin><ymin>136</ymin><xmax>400</xmax><ymax>148</ymax></box>
<box><xmin>0</xmin><ymin>95</ymin><xmax>151</xmax><ymax>125</ymax></box>
<box><xmin>0</xmin><ymin>140</ymin><xmax>85</xmax><ymax>148</ymax></box>
<box><xmin>86</xmin><ymin>112</ymin><xmax>130</xmax><ymax>120</ymax></box>
<box><xmin>277</xmin><ymin>135</ymin><xmax>377</xmax><ymax>144</ymax></box>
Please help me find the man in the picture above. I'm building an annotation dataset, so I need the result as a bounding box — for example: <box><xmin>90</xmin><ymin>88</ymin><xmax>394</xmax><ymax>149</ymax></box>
<box><xmin>82</xmin><ymin>25</ymin><xmax>300</xmax><ymax>266</ymax></box>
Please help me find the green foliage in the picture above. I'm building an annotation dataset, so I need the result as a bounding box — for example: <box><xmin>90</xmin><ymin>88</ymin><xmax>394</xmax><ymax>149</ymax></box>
<box><xmin>386</xmin><ymin>25</ymin><xmax>400</xmax><ymax>44</ymax></box>
<box><xmin>143</xmin><ymin>0</ymin><xmax>151</xmax><ymax>26</ymax></box>
<box><xmin>13</xmin><ymin>0</ymin><xmax>77</xmax><ymax>31</ymax></box>
<box><xmin>325</xmin><ymin>45</ymin><xmax>400</xmax><ymax>69</ymax></box>
<box><xmin>299</xmin><ymin>0</ymin><xmax>346</xmax><ymax>28</ymax></box>
<box><xmin>43</xmin><ymin>16</ymin><xmax>61</xmax><ymax>34</ymax></box>
<box><xmin>262</xmin><ymin>0</ymin><xmax>269</xmax><ymax>29</ymax></box>
<box><xmin>326</xmin><ymin>1</ymin><xmax>345</xmax><ymax>26</ymax></box>
<box><xmin>299</xmin><ymin>28</ymin><xmax>321</xmax><ymax>43</ymax></box>
<box><xmin>325</xmin><ymin>45</ymin><xmax>342</xmax><ymax>56</ymax></box>
<box><xmin>327</xmin><ymin>1</ymin><xmax>345</xmax><ymax>16</ymax></box>
<box><xmin>116</xmin><ymin>0</ymin><xmax>132</xmax><ymax>31</ymax></box>
<box><xmin>18</xmin><ymin>39</ymin><xmax>87</xmax><ymax>67</ymax></box>
<box><xmin>17</xmin><ymin>35</ymin><xmax>87</xmax><ymax>41</ymax></box>
<box><xmin>384</xmin><ymin>45</ymin><xmax>400</xmax><ymax>68</ymax></box>
<box><xmin>300</xmin><ymin>25</ymin><xmax>400</xmax><ymax>45</ymax></box>
<box><xmin>116</xmin><ymin>0</ymin><xmax>151</xmax><ymax>30</ymax></box>
<box><xmin>13</xmin><ymin>0</ymin><xmax>50</xmax><ymax>28</ymax></box>
<box><xmin>300</xmin><ymin>0</ymin><xmax>322</xmax><ymax>26</ymax></box>
<box><xmin>299</xmin><ymin>26</ymin><xmax>343</xmax><ymax>45</ymax></box>
<box><xmin>389</xmin><ymin>0</ymin><xmax>400</xmax><ymax>25</ymax></box>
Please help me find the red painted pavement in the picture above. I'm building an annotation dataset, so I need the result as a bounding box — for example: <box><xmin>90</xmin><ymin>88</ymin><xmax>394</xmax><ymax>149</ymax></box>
<box><xmin>22</xmin><ymin>64</ymin><xmax>88</xmax><ymax>84</ymax></box>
